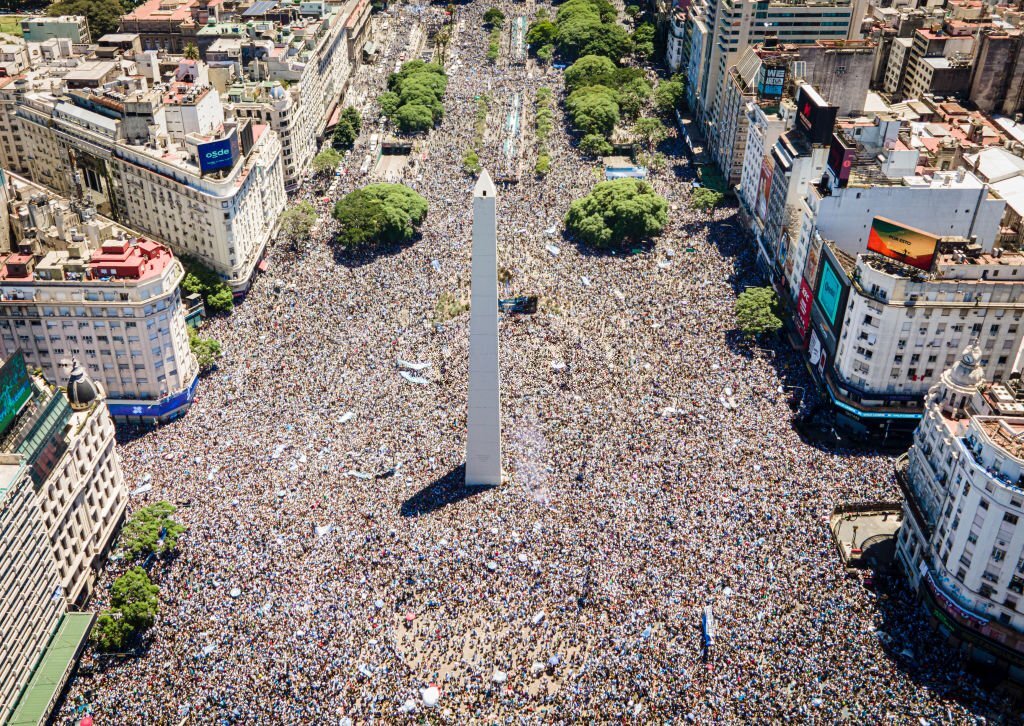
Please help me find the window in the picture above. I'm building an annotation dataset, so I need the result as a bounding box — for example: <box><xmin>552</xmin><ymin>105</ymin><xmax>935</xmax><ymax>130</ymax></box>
<box><xmin>981</xmin><ymin>500</ymin><xmax>989</xmax><ymax>510</ymax></box>
<box><xmin>1004</xmin><ymin>512</ymin><xmax>1019</xmax><ymax>525</ymax></box>
<box><xmin>993</xmin><ymin>547</ymin><xmax>1006</xmax><ymax>562</ymax></box>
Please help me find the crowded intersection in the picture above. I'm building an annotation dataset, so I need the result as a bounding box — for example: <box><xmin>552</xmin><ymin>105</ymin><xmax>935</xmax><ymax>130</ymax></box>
<box><xmin>63</xmin><ymin>0</ymin><xmax>1011</xmax><ymax>722</ymax></box>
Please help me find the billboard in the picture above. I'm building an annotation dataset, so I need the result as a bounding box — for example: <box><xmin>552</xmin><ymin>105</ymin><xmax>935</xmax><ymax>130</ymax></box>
<box><xmin>197</xmin><ymin>129</ymin><xmax>239</xmax><ymax>174</ymax></box>
<box><xmin>0</xmin><ymin>351</ymin><xmax>32</xmax><ymax>436</ymax></box>
<box><xmin>796</xmin><ymin>279</ymin><xmax>813</xmax><ymax>341</ymax></box>
<box><xmin>815</xmin><ymin>256</ymin><xmax>845</xmax><ymax>329</ymax></box>
<box><xmin>827</xmin><ymin>134</ymin><xmax>855</xmax><ymax>188</ymax></box>
<box><xmin>867</xmin><ymin>217</ymin><xmax>939</xmax><ymax>272</ymax></box>
<box><xmin>757</xmin><ymin>63</ymin><xmax>787</xmax><ymax>98</ymax></box>
<box><xmin>795</xmin><ymin>85</ymin><xmax>838</xmax><ymax>145</ymax></box>
<box><xmin>756</xmin><ymin>156</ymin><xmax>774</xmax><ymax>222</ymax></box>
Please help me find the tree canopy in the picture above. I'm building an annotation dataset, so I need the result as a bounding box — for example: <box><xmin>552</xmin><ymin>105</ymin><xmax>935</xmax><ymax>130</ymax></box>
<box><xmin>564</xmin><ymin>178</ymin><xmax>668</xmax><ymax>248</ymax></box>
<box><xmin>312</xmin><ymin>148</ymin><xmax>342</xmax><ymax>174</ymax></box>
<box><xmin>119</xmin><ymin>500</ymin><xmax>186</xmax><ymax>559</ymax></box>
<box><xmin>189</xmin><ymin>327</ymin><xmax>222</xmax><ymax>371</ymax></box>
<box><xmin>93</xmin><ymin>567</ymin><xmax>160</xmax><ymax>651</ymax></box>
<box><xmin>579</xmin><ymin>133</ymin><xmax>613</xmax><ymax>157</ymax></box>
<box><xmin>483</xmin><ymin>7</ymin><xmax>505</xmax><ymax>26</ymax></box>
<box><xmin>690</xmin><ymin>187</ymin><xmax>724</xmax><ymax>212</ymax></box>
<box><xmin>180</xmin><ymin>257</ymin><xmax>233</xmax><ymax>314</ymax></box>
<box><xmin>46</xmin><ymin>0</ymin><xmax>132</xmax><ymax>38</ymax></box>
<box><xmin>526</xmin><ymin>19</ymin><xmax>557</xmax><ymax>48</ymax></box>
<box><xmin>654</xmin><ymin>80</ymin><xmax>686</xmax><ymax>116</ymax></box>
<box><xmin>566</xmin><ymin>85</ymin><xmax>620</xmax><ymax>138</ymax></box>
<box><xmin>278</xmin><ymin>199</ymin><xmax>318</xmax><ymax>241</ymax></box>
<box><xmin>631</xmin><ymin>22</ymin><xmax>655</xmax><ymax>60</ymax></box>
<box><xmin>332</xmin><ymin>184</ymin><xmax>428</xmax><ymax>249</ymax></box>
<box><xmin>736</xmin><ymin>287</ymin><xmax>783</xmax><ymax>339</ymax></box>
<box><xmin>552</xmin><ymin>0</ymin><xmax>629</xmax><ymax>61</ymax></box>
<box><xmin>386</xmin><ymin>62</ymin><xmax>447</xmax><ymax>134</ymax></box>
<box><xmin>332</xmin><ymin>106</ymin><xmax>362</xmax><ymax>149</ymax></box>
<box><xmin>633</xmin><ymin>117</ymin><xmax>667</xmax><ymax>149</ymax></box>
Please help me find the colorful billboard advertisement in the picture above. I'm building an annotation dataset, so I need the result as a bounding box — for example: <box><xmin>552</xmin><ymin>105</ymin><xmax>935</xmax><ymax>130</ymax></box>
<box><xmin>867</xmin><ymin>216</ymin><xmax>939</xmax><ymax>272</ymax></box>
<box><xmin>756</xmin><ymin>156</ymin><xmax>774</xmax><ymax>222</ymax></box>
<box><xmin>0</xmin><ymin>351</ymin><xmax>32</xmax><ymax>436</ymax></box>
<box><xmin>796</xmin><ymin>279</ymin><xmax>813</xmax><ymax>341</ymax></box>
<box><xmin>757</xmin><ymin>64</ymin><xmax>787</xmax><ymax>98</ymax></box>
<box><xmin>827</xmin><ymin>134</ymin><xmax>855</xmax><ymax>188</ymax></box>
<box><xmin>197</xmin><ymin>130</ymin><xmax>239</xmax><ymax>174</ymax></box>
<box><xmin>815</xmin><ymin>257</ymin><xmax>844</xmax><ymax>328</ymax></box>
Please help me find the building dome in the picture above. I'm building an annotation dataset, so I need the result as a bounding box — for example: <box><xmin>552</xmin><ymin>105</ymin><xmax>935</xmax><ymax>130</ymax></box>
<box><xmin>65</xmin><ymin>359</ymin><xmax>100</xmax><ymax>410</ymax></box>
<box><xmin>949</xmin><ymin>342</ymin><xmax>985</xmax><ymax>389</ymax></box>
<box><xmin>268</xmin><ymin>83</ymin><xmax>285</xmax><ymax>99</ymax></box>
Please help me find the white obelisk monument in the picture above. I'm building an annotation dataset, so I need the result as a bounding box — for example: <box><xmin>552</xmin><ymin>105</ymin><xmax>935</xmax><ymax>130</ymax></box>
<box><xmin>465</xmin><ymin>169</ymin><xmax>501</xmax><ymax>487</ymax></box>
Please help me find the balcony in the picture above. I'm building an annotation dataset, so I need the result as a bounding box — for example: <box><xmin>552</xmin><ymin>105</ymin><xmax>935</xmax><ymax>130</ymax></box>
<box><xmin>895</xmin><ymin>453</ymin><xmax>933</xmax><ymax>539</ymax></box>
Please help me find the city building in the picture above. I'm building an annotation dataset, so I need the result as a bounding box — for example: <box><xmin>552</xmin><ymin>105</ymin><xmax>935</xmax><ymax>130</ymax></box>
<box><xmin>811</xmin><ymin>240</ymin><xmax>1024</xmax><ymax>438</ymax></box>
<box><xmin>685</xmin><ymin>0</ymin><xmax>865</xmax><ymax>135</ymax></box>
<box><xmin>962</xmin><ymin>145</ymin><xmax>1024</xmax><ymax>248</ymax></box>
<box><xmin>666</xmin><ymin>7</ymin><xmax>688</xmax><ymax>73</ymax></box>
<box><xmin>895</xmin><ymin>345</ymin><xmax>1024</xmax><ymax>680</ymax></box>
<box><xmin>12</xmin><ymin>68</ymin><xmax>286</xmax><ymax>293</ymax></box>
<box><xmin>0</xmin><ymin>171</ymin><xmax>200</xmax><ymax>423</ymax></box>
<box><xmin>0</xmin><ymin>351</ymin><xmax>126</xmax><ymax>722</ymax></box>
<box><xmin>19</xmin><ymin>15</ymin><xmax>92</xmax><ymax>45</ymax></box>
<box><xmin>885</xmin><ymin>26</ymin><xmax>975</xmax><ymax>101</ymax></box>
<box><xmin>970</xmin><ymin>29</ymin><xmax>1024</xmax><ymax>117</ymax></box>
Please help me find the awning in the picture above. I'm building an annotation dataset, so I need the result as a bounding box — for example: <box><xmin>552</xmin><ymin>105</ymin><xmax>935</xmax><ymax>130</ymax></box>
<box><xmin>8</xmin><ymin>613</ymin><xmax>95</xmax><ymax>726</ymax></box>
<box><xmin>257</xmin><ymin>259</ymin><xmax>269</xmax><ymax>272</ymax></box>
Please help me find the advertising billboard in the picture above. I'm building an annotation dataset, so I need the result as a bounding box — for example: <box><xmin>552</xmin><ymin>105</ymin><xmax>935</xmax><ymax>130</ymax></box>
<box><xmin>867</xmin><ymin>216</ymin><xmax>939</xmax><ymax>272</ymax></box>
<box><xmin>197</xmin><ymin>129</ymin><xmax>239</xmax><ymax>174</ymax></box>
<box><xmin>756</xmin><ymin>156</ymin><xmax>774</xmax><ymax>222</ymax></box>
<box><xmin>0</xmin><ymin>350</ymin><xmax>32</xmax><ymax>436</ymax></box>
<box><xmin>815</xmin><ymin>256</ymin><xmax>845</xmax><ymax>329</ymax></box>
<box><xmin>795</xmin><ymin>85</ymin><xmax>839</xmax><ymax>145</ymax></box>
<box><xmin>796</xmin><ymin>279</ymin><xmax>813</xmax><ymax>342</ymax></box>
<box><xmin>827</xmin><ymin>134</ymin><xmax>855</xmax><ymax>188</ymax></box>
<box><xmin>757</xmin><ymin>64</ymin><xmax>787</xmax><ymax>98</ymax></box>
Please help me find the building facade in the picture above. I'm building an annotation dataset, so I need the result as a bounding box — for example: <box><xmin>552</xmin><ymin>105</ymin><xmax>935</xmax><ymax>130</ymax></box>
<box><xmin>896</xmin><ymin>345</ymin><xmax>1024</xmax><ymax>681</ymax></box>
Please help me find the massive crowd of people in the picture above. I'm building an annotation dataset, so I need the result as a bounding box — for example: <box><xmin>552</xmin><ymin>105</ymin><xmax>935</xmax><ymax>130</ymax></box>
<box><xmin>63</xmin><ymin>1</ymin><xmax>1010</xmax><ymax>722</ymax></box>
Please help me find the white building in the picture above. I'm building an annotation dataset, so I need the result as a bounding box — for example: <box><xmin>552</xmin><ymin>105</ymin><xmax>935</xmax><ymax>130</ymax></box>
<box><xmin>0</xmin><ymin>172</ymin><xmax>200</xmax><ymax>422</ymax></box>
<box><xmin>14</xmin><ymin>79</ymin><xmax>285</xmax><ymax>293</ymax></box>
<box><xmin>0</xmin><ymin>355</ymin><xmax>127</xmax><ymax>721</ymax></box>
<box><xmin>896</xmin><ymin>345</ymin><xmax>1024</xmax><ymax>680</ymax></box>
<box><xmin>820</xmin><ymin>245</ymin><xmax>1024</xmax><ymax>436</ymax></box>
<box><xmin>666</xmin><ymin>9</ymin><xmax>687</xmax><ymax>74</ymax></box>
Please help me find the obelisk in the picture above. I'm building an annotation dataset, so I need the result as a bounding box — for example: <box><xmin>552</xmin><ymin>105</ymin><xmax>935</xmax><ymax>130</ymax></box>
<box><xmin>465</xmin><ymin>169</ymin><xmax>501</xmax><ymax>487</ymax></box>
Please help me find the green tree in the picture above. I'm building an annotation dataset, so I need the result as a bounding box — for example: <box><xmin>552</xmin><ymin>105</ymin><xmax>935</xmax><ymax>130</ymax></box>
<box><xmin>526</xmin><ymin>19</ymin><xmax>558</xmax><ymax>48</ymax></box>
<box><xmin>617</xmin><ymin>77</ymin><xmax>652</xmax><ymax>120</ymax></box>
<box><xmin>566</xmin><ymin>85</ymin><xmax>620</xmax><ymax>137</ymax></box>
<box><xmin>631</xmin><ymin>22</ymin><xmax>655</xmax><ymax>60</ymax></box>
<box><xmin>278</xmin><ymin>199</ymin><xmax>318</xmax><ymax>241</ymax></box>
<box><xmin>633</xmin><ymin>116</ymin><xmax>667</xmax><ymax>150</ymax></box>
<box><xmin>735</xmin><ymin>287</ymin><xmax>783</xmax><ymax>339</ymax></box>
<box><xmin>46</xmin><ymin>0</ymin><xmax>130</xmax><ymax>38</ymax></box>
<box><xmin>119</xmin><ymin>501</ymin><xmax>186</xmax><ymax>559</ymax></box>
<box><xmin>463</xmin><ymin>148</ymin><xmax>481</xmax><ymax>174</ymax></box>
<box><xmin>92</xmin><ymin>611</ymin><xmax>132</xmax><ymax>651</ymax></box>
<box><xmin>558</xmin><ymin>19</ymin><xmax>631</xmax><ymax>61</ymax></box>
<box><xmin>535</xmin><ymin>153</ymin><xmax>551</xmax><ymax>176</ymax></box>
<box><xmin>312</xmin><ymin>148</ymin><xmax>342</xmax><ymax>174</ymax></box>
<box><xmin>433</xmin><ymin>25</ymin><xmax>452</xmax><ymax>64</ymax></box>
<box><xmin>183</xmin><ymin>42</ymin><xmax>199</xmax><ymax>60</ymax></box>
<box><xmin>690</xmin><ymin>186</ymin><xmax>723</xmax><ymax>213</ymax></box>
<box><xmin>579</xmin><ymin>133</ymin><xmax>613</xmax><ymax>157</ymax></box>
<box><xmin>396</xmin><ymin>103</ymin><xmax>435</xmax><ymax>133</ymax></box>
<box><xmin>483</xmin><ymin>7</ymin><xmax>505</xmax><ymax>26</ymax></box>
<box><xmin>181</xmin><ymin>258</ymin><xmax>233</xmax><ymax>314</ymax></box>
<box><xmin>564</xmin><ymin>178</ymin><xmax>668</xmax><ymax>248</ymax></box>
<box><xmin>378</xmin><ymin>91</ymin><xmax>401</xmax><ymax>118</ymax></box>
<box><xmin>537</xmin><ymin>43</ymin><xmax>554</xmax><ymax>65</ymax></box>
<box><xmin>332</xmin><ymin>118</ymin><xmax>357</xmax><ymax>149</ymax></box>
<box><xmin>341</xmin><ymin>106</ymin><xmax>362</xmax><ymax>134</ymax></box>
<box><xmin>654</xmin><ymin>80</ymin><xmax>686</xmax><ymax>116</ymax></box>
<box><xmin>624</xmin><ymin>4</ymin><xmax>641</xmax><ymax>18</ymax></box>
<box><xmin>332</xmin><ymin>183</ymin><xmax>428</xmax><ymax>249</ymax></box>
<box><xmin>111</xmin><ymin>567</ymin><xmax>160</xmax><ymax>630</ymax></box>
<box><xmin>189</xmin><ymin>327</ymin><xmax>222</xmax><ymax>371</ymax></box>
<box><xmin>565</xmin><ymin>54</ymin><xmax>619</xmax><ymax>94</ymax></box>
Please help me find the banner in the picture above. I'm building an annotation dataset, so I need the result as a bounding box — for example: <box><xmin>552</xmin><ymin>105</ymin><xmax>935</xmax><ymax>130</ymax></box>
<box><xmin>867</xmin><ymin>217</ymin><xmax>939</xmax><ymax>271</ymax></box>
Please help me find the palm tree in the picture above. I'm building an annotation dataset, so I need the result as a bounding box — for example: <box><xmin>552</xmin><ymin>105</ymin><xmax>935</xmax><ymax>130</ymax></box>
<box><xmin>183</xmin><ymin>43</ymin><xmax>200</xmax><ymax>60</ymax></box>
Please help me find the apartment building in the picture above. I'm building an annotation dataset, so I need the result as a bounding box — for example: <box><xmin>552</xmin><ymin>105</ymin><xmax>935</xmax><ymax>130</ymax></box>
<box><xmin>19</xmin><ymin>15</ymin><xmax>92</xmax><ymax>44</ymax></box>
<box><xmin>895</xmin><ymin>346</ymin><xmax>1024</xmax><ymax>681</ymax></box>
<box><xmin>0</xmin><ymin>352</ymin><xmax>126</xmax><ymax>721</ymax></box>
<box><xmin>0</xmin><ymin>171</ymin><xmax>200</xmax><ymax>422</ymax></box>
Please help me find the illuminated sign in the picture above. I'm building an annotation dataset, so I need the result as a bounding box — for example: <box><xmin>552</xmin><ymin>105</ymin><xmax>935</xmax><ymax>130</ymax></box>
<box><xmin>827</xmin><ymin>134</ymin><xmax>855</xmax><ymax>188</ymax></box>
<box><xmin>796</xmin><ymin>279</ymin><xmax>813</xmax><ymax>341</ymax></box>
<box><xmin>794</xmin><ymin>86</ymin><xmax>838</xmax><ymax>145</ymax></box>
<box><xmin>815</xmin><ymin>258</ymin><xmax>843</xmax><ymax>328</ymax></box>
<box><xmin>757</xmin><ymin>64</ymin><xmax>786</xmax><ymax>98</ymax></box>
<box><xmin>867</xmin><ymin>217</ymin><xmax>939</xmax><ymax>272</ymax></box>
<box><xmin>0</xmin><ymin>351</ymin><xmax>32</xmax><ymax>437</ymax></box>
<box><xmin>197</xmin><ymin>130</ymin><xmax>239</xmax><ymax>174</ymax></box>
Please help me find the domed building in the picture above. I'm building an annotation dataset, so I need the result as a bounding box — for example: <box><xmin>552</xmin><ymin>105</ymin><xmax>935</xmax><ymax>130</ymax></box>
<box><xmin>63</xmin><ymin>358</ymin><xmax>103</xmax><ymax>411</ymax></box>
